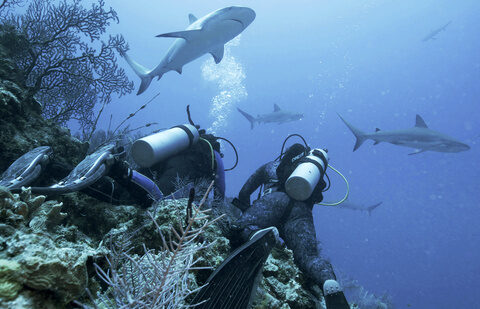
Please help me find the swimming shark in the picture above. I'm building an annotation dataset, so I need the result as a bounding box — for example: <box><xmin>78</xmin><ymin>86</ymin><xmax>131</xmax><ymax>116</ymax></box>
<box><xmin>422</xmin><ymin>21</ymin><xmax>451</xmax><ymax>42</ymax></box>
<box><xmin>123</xmin><ymin>6</ymin><xmax>256</xmax><ymax>95</ymax></box>
<box><xmin>337</xmin><ymin>201</ymin><xmax>382</xmax><ymax>216</ymax></box>
<box><xmin>338</xmin><ymin>114</ymin><xmax>470</xmax><ymax>155</ymax></box>
<box><xmin>237</xmin><ymin>104</ymin><xmax>303</xmax><ymax>129</ymax></box>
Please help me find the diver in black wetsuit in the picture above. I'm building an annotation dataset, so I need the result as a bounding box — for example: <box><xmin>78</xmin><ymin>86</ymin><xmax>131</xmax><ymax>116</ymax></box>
<box><xmin>0</xmin><ymin>124</ymin><xmax>227</xmax><ymax>207</ymax></box>
<box><xmin>231</xmin><ymin>142</ymin><xmax>350</xmax><ymax>309</ymax></box>
<box><xmin>88</xmin><ymin>128</ymin><xmax>225</xmax><ymax>206</ymax></box>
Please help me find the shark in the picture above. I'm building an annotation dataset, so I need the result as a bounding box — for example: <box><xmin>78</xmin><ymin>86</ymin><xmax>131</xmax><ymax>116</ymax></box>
<box><xmin>123</xmin><ymin>6</ymin><xmax>256</xmax><ymax>95</ymax></box>
<box><xmin>422</xmin><ymin>21</ymin><xmax>452</xmax><ymax>42</ymax></box>
<box><xmin>337</xmin><ymin>201</ymin><xmax>382</xmax><ymax>216</ymax></box>
<box><xmin>338</xmin><ymin>114</ymin><xmax>470</xmax><ymax>155</ymax></box>
<box><xmin>237</xmin><ymin>104</ymin><xmax>303</xmax><ymax>129</ymax></box>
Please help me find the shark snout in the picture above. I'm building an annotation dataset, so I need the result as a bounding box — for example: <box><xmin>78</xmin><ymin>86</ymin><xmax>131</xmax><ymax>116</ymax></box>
<box><xmin>458</xmin><ymin>143</ymin><xmax>471</xmax><ymax>152</ymax></box>
<box><xmin>442</xmin><ymin>141</ymin><xmax>471</xmax><ymax>152</ymax></box>
<box><xmin>226</xmin><ymin>6</ymin><xmax>256</xmax><ymax>28</ymax></box>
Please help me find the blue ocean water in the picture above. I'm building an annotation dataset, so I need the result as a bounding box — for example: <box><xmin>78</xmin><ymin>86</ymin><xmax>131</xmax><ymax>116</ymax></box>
<box><xmin>96</xmin><ymin>0</ymin><xmax>479</xmax><ymax>307</ymax></box>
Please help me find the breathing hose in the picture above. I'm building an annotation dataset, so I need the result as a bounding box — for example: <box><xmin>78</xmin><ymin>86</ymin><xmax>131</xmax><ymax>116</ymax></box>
<box><xmin>199</xmin><ymin>137</ymin><xmax>215</xmax><ymax>172</ymax></box>
<box><xmin>216</xmin><ymin>136</ymin><xmax>239</xmax><ymax>171</ymax></box>
<box><xmin>317</xmin><ymin>163</ymin><xmax>349</xmax><ymax>206</ymax></box>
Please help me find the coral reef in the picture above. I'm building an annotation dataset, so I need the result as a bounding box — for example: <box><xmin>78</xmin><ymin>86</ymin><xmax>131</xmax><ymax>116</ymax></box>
<box><xmin>1</xmin><ymin>0</ymin><xmax>133</xmax><ymax>137</ymax></box>
<box><xmin>254</xmin><ymin>247</ymin><xmax>324</xmax><ymax>309</ymax></box>
<box><xmin>0</xmin><ymin>181</ymin><xmax>328</xmax><ymax>308</ymax></box>
<box><xmin>0</xmin><ymin>187</ymin><xmax>108</xmax><ymax>307</ymax></box>
<box><xmin>0</xmin><ymin>259</ymin><xmax>21</xmax><ymax>301</ymax></box>
<box><xmin>0</xmin><ymin>31</ymin><xmax>359</xmax><ymax>308</ymax></box>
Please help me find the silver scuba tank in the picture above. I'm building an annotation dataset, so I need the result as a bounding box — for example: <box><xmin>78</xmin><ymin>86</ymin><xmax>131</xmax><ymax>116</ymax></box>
<box><xmin>131</xmin><ymin>124</ymin><xmax>200</xmax><ymax>168</ymax></box>
<box><xmin>284</xmin><ymin>148</ymin><xmax>328</xmax><ymax>201</ymax></box>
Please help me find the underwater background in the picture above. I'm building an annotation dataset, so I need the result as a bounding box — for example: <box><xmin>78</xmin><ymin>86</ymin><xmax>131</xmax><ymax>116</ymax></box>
<box><xmin>8</xmin><ymin>0</ymin><xmax>478</xmax><ymax>307</ymax></box>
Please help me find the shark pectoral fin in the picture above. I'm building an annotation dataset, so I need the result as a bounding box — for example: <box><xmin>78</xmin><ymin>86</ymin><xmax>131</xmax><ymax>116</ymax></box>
<box><xmin>367</xmin><ymin>202</ymin><xmax>382</xmax><ymax>216</ymax></box>
<box><xmin>188</xmin><ymin>13</ymin><xmax>198</xmax><ymax>24</ymax></box>
<box><xmin>175</xmin><ymin>67</ymin><xmax>182</xmax><ymax>74</ymax></box>
<box><xmin>156</xmin><ymin>29</ymin><xmax>202</xmax><ymax>41</ymax></box>
<box><xmin>210</xmin><ymin>46</ymin><xmax>225</xmax><ymax>64</ymax></box>
<box><xmin>408</xmin><ymin>149</ymin><xmax>427</xmax><ymax>155</ymax></box>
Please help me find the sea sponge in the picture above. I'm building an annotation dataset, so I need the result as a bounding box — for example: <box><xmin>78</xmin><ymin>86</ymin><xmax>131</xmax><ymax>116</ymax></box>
<box><xmin>0</xmin><ymin>187</ymin><xmax>48</xmax><ymax>228</ymax></box>
<box><xmin>5</xmin><ymin>230</ymin><xmax>107</xmax><ymax>304</ymax></box>
<box><xmin>29</xmin><ymin>201</ymin><xmax>67</xmax><ymax>232</ymax></box>
<box><xmin>0</xmin><ymin>259</ymin><xmax>22</xmax><ymax>301</ymax></box>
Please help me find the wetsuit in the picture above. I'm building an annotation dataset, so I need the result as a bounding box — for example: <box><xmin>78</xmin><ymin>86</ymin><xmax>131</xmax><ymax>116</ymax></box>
<box><xmin>2</xmin><ymin>134</ymin><xmax>225</xmax><ymax>207</ymax></box>
<box><xmin>234</xmin><ymin>160</ymin><xmax>337</xmax><ymax>288</ymax></box>
<box><xmin>90</xmin><ymin>133</ymin><xmax>225</xmax><ymax>206</ymax></box>
<box><xmin>138</xmin><ymin>134</ymin><xmax>223</xmax><ymax>197</ymax></box>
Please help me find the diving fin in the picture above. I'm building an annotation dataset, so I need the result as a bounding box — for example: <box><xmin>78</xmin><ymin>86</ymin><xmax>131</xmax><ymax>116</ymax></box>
<box><xmin>323</xmin><ymin>280</ymin><xmax>350</xmax><ymax>309</ymax></box>
<box><xmin>191</xmin><ymin>227</ymin><xmax>278</xmax><ymax>308</ymax></box>
<box><xmin>30</xmin><ymin>144</ymin><xmax>116</xmax><ymax>195</ymax></box>
<box><xmin>0</xmin><ymin>146</ymin><xmax>51</xmax><ymax>191</ymax></box>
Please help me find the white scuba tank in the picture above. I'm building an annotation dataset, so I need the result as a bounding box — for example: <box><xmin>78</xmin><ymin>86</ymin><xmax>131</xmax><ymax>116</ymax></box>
<box><xmin>131</xmin><ymin>124</ymin><xmax>199</xmax><ymax>168</ymax></box>
<box><xmin>284</xmin><ymin>149</ymin><xmax>328</xmax><ymax>201</ymax></box>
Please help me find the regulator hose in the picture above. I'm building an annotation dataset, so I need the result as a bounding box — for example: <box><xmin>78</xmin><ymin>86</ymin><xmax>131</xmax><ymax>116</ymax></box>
<box><xmin>317</xmin><ymin>164</ymin><xmax>349</xmax><ymax>206</ymax></box>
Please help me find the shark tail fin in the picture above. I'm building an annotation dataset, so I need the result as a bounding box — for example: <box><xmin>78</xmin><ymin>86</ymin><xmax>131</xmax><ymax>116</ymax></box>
<box><xmin>122</xmin><ymin>52</ymin><xmax>153</xmax><ymax>95</ymax></box>
<box><xmin>237</xmin><ymin>108</ymin><xmax>256</xmax><ymax>129</ymax></box>
<box><xmin>337</xmin><ymin>114</ymin><xmax>368</xmax><ymax>151</ymax></box>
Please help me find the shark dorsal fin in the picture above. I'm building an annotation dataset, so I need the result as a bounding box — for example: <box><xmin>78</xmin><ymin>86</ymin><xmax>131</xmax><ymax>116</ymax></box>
<box><xmin>273</xmin><ymin>104</ymin><xmax>281</xmax><ymax>112</ymax></box>
<box><xmin>156</xmin><ymin>30</ymin><xmax>202</xmax><ymax>41</ymax></box>
<box><xmin>188</xmin><ymin>14</ymin><xmax>198</xmax><ymax>24</ymax></box>
<box><xmin>375</xmin><ymin>128</ymin><xmax>381</xmax><ymax>132</ymax></box>
<box><xmin>415</xmin><ymin>115</ymin><xmax>428</xmax><ymax>128</ymax></box>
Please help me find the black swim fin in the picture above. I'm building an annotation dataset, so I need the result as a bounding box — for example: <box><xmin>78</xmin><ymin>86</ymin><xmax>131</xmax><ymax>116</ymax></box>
<box><xmin>191</xmin><ymin>227</ymin><xmax>278</xmax><ymax>309</ymax></box>
<box><xmin>30</xmin><ymin>144</ymin><xmax>116</xmax><ymax>195</ymax></box>
<box><xmin>0</xmin><ymin>146</ymin><xmax>51</xmax><ymax>191</ymax></box>
<box><xmin>323</xmin><ymin>280</ymin><xmax>350</xmax><ymax>309</ymax></box>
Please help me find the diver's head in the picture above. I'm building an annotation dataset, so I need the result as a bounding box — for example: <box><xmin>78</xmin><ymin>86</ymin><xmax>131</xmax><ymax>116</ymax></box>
<box><xmin>276</xmin><ymin>143</ymin><xmax>308</xmax><ymax>188</ymax></box>
<box><xmin>276</xmin><ymin>143</ymin><xmax>329</xmax><ymax>203</ymax></box>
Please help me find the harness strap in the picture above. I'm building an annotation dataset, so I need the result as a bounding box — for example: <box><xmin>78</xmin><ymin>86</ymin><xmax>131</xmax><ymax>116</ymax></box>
<box><xmin>173</xmin><ymin>125</ymin><xmax>195</xmax><ymax>147</ymax></box>
<box><xmin>300</xmin><ymin>157</ymin><xmax>326</xmax><ymax>174</ymax></box>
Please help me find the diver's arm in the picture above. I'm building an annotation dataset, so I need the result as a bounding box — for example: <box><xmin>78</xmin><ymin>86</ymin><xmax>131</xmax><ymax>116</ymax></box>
<box><xmin>237</xmin><ymin>162</ymin><xmax>270</xmax><ymax>205</ymax></box>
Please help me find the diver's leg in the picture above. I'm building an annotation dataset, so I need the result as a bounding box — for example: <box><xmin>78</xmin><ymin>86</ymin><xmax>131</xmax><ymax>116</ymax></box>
<box><xmin>234</xmin><ymin>191</ymin><xmax>290</xmax><ymax>242</ymax></box>
<box><xmin>281</xmin><ymin>201</ymin><xmax>336</xmax><ymax>286</ymax></box>
<box><xmin>281</xmin><ymin>201</ymin><xmax>349</xmax><ymax>308</ymax></box>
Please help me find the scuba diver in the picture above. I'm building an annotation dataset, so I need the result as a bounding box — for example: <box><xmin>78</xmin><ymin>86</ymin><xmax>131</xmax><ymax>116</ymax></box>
<box><xmin>193</xmin><ymin>135</ymin><xmax>350</xmax><ymax>309</ymax></box>
<box><xmin>0</xmin><ymin>106</ymin><xmax>233</xmax><ymax>206</ymax></box>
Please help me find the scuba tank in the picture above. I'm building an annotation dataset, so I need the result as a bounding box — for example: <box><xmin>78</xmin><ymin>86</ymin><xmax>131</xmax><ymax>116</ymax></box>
<box><xmin>284</xmin><ymin>148</ymin><xmax>328</xmax><ymax>201</ymax></box>
<box><xmin>131</xmin><ymin>124</ymin><xmax>199</xmax><ymax>168</ymax></box>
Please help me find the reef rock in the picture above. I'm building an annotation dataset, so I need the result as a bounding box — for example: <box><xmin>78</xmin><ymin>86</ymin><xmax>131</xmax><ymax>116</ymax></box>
<box><xmin>0</xmin><ymin>187</ymin><xmax>107</xmax><ymax>307</ymax></box>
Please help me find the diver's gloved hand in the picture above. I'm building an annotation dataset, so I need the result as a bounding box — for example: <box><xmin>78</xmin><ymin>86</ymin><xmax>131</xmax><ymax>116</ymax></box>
<box><xmin>323</xmin><ymin>279</ymin><xmax>350</xmax><ymax>309</ymax></box>
<box><xmin>108</xmin><ymin>159</ymin><xmax>132</xmax><ymax>181</ymax></box>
